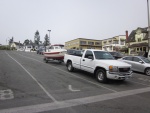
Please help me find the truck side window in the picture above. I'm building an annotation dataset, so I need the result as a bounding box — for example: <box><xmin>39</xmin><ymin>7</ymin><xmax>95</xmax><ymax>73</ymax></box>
<box><xmin>85</xmin><ymin>50</ymin><xmax>93</xmax><ymax>58</ymax></box>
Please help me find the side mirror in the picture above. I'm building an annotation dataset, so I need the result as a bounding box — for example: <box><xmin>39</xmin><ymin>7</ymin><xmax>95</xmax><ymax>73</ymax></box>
<box><xmin>88</xmin><ymin>56</ymin><xmax>94</xmax><ymax>60</ymax></box>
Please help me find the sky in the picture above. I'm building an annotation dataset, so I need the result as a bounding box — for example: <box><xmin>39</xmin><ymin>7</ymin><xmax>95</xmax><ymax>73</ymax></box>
<box><xmin>0</xmin><ymin>0</ymin><xmax>148</xmax><ymax>45</ymax></box>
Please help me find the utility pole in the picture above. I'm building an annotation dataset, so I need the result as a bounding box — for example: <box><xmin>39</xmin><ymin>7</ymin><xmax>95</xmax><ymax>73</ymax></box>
<box><xmin>48</xmin><ymin>30</ymin><xmax>51</xmax><ymax>45</ymax></box>
<box><xmin>147</xmin><ymin>0</ymin><xmax>150</xmax><ymax>52</ymax></box>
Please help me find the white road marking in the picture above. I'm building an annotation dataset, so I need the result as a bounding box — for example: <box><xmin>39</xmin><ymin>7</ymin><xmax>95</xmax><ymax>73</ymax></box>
<box><xmin>129</xmin><ymin>80</ymin><xmax>150</xmax><ymax>86</ymax></box>
<box><xmin>0</xmin><ymin>89</ymin><xmax>14</xmax><ymax>100</ymax></box>
<box><xmin>18</xmin><ymin>53</ymin><xmax>118</xmax><ymax>93</ymax></box>
<box><xmin>0</xmin><ymin>86</ymin><xmax>150</xmax><ymax>113</ymax></box>
<box><xmin>17</xmin><ymin>52</ymin><xmax>150</xmax><ymax>90</ymax></box>
<box><xmin>68</xmin><ymin>85</ymin><xmax>80</xmax><ymax>92</ymax></box>
<box><xmin>138</xmin><ymin>78</ymin><xmax>150</xmax><ymax>82</ymax></box>
<box><xmin>5</xmin><ymin>52</ymin><xmax>57</xmax><ymax>102</ymax></box>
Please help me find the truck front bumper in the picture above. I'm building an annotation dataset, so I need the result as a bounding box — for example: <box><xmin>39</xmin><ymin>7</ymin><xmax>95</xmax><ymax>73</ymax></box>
<box><xmin>106</xmin><ymin>71</ymin><xmax>133</xmax><ymax>80</ymax></box>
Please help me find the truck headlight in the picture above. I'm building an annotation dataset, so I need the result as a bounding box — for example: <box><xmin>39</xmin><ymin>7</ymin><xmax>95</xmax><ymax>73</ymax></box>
<box><xmin>109</xmin><ymin>65</ymin><xmax>118</xmax><ymax>72</ymax></box>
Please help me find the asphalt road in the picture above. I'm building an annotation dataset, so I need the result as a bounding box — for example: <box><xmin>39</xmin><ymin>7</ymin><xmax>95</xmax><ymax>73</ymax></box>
<box><xmin>0</xmin><ymin>50</ymin><xmax>150</xmax><ymax>113</ymax></box>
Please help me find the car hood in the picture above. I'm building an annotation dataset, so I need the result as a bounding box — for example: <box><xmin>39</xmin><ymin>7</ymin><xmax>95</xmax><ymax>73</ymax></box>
<box><xmin>97</xmin><ymin>60</ymin><xmax>131</xmax><ymax>67</ymax></box>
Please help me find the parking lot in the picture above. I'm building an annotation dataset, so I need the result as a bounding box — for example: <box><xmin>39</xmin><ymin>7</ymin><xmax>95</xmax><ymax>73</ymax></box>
<box><xmin>0</xmin><ymin>50</ymin><xmax>150</xmax><ymax>113</ymax></box>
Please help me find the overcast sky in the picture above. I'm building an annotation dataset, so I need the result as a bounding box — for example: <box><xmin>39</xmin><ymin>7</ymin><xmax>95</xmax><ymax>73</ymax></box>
<box><xmin>0</xmin><ymin>0</ymin><xmax>148</xmax><ymax>45</ymax></box>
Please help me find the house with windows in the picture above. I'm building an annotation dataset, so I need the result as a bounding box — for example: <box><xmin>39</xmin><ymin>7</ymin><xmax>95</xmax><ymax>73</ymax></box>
<box><xmin>126</xmin><ymin>27</ymin><xmax>148</xmax><ymax>55</ymax></box>
<box><xmin>102</xmin><ymin>35</ymin><xmax>126</xmax><ymax>52</ymax></box>
<box><xmin>10</xmin><ymin>42</ymin><xmax>23</xmax><ymax>50</ymax></box>
<box><xmin>65</xmin><ymin>38</ymin><xmax>102</xmax><ymax>50</ymax></box>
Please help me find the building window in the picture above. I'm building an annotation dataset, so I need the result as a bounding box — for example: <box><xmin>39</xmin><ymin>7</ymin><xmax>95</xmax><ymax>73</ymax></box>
<box><xmin>137</xmin><ymin>48</ymin><xmax>139</xmax><ymax>51</ymax></box>
<box><xmin>109</xmin><ymin>42</ymin><xmax>112</xmax><ymax>44</ymax></box>
<box><xmin>113</xmin><ymin>41</ymin><xmax>118</xmax><ymax>44</ymax></box>
<box><xmin>109</xmin><ymin>47</ymin><xmax>112</xmax><ymax>50</ymax></box>
<box><xmin>80</xmin><ymin>41</ymin><xmax>86</xmax><ymax>45</ymax></box>
<box><xmin>95</xmin><ymin>42</ymin><xmax>101</xmax><ymax>45</ymax></box>
<box><xmin>103</xmin><ymin>41</ymin><xmax>107</xmax><ymax>44</ymax></box>
<box><xmin>88</xmin><ymin>41</ymin><xmax>94</xmax><ymax>45</ymax></box>
<box><xmin>121</xmin><ymin>41</ymin><xmax>124</xmax><ymax>45</ymax></box>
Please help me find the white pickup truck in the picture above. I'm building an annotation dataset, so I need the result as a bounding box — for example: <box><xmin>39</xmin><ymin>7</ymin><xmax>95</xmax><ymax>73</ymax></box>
<box><xmin>64</xmin><ymin>49</ymin><xmax>132</xmax><ymax>83</ymax></box>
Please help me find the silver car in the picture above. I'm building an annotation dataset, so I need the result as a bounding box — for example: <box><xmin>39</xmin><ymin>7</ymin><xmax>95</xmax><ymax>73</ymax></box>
<box><xmin>119</xmin><ymin>56</ymin><xmax>150</xmax><ymax>76</ymax></box>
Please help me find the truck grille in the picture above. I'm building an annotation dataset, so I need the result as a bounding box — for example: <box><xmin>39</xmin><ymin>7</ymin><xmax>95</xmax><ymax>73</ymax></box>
<box><xmin>119</xmin><ymin>68</ymin><xmax>130</xmax><ymax>72</ymax></box>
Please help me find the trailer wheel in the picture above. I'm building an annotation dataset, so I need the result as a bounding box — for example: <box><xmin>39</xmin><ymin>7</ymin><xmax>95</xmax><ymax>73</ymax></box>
<box><xmin>67</xmin><ymin>62</ymin><xmax>74</xmax><ymax>72</ymax></box>
<box><xmin>58</xmin><ymin>61</ymin><xmax>62</xmax><ymax>64</ymax></box>
<box><xmin>95</xmin><ymin>69</ymin><xmax>107</xmax><ymax>83</ymax></box>
<box><xmin>44</xmin><ymin>58</ymin><xmax>48</xmax><ymax>63</ymax></box>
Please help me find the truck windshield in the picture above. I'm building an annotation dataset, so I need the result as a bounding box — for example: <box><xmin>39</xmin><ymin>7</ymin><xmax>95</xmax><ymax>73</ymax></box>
<box><xmin>94</xmin><ymin>51</ymin><xmax>114</xmax><ymax>60</ymax></box>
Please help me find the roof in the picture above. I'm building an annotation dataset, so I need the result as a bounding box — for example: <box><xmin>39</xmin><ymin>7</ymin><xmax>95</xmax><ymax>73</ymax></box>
<box><xmin>14</xmin><ymin>42</ymin><xmax>23</xmax><ymax>46</ymax></box>
<box><xmin>85</xmin><ymin>49</ymin><xmax>106</xmax><ymax>52</ymax></box>
<box><xmin>65</xmin><ymin>38</ymin><xmax>102</xmax><ymax>43</ymax></box>
<box><xmin>126</xmin><ymin>27</ymin><xmax>148</xmax><ymax>43</ymax></box>
<box><xmin>128</xmin><ymin>42</ymin><xmax>148</xmax><ymax>48</ymax></box>
<box><xmin>52</xmin><ymin>44</ymin><xmax>64</xmax><ymax>46</ymax></box>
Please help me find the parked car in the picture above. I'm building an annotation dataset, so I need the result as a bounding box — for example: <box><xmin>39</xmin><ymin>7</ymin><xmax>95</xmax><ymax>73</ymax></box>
<box><xmin>109</xmin><ymin>52</ymin><xmax>124</xmax><ymax>59</ymax></box>
<box><xmin>37</xmin><ymin>47</ymin><xmax>45</xmax><ymax>55</ymax></box>
<box><xmin>118</xmin><ymin>56</ymin><xmax>150</xmax><ymax>76</ymax></box>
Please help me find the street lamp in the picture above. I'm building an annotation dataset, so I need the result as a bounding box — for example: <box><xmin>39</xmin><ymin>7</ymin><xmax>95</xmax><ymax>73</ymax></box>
<box><xmin>147</xmin><ymin>0</ymin><xmax>150</xmax><ymax>51</ymax></box>
<box><xmin>48</xmin><ymin>30</ymin><xmax>51</xmax><ymax>45</ymax></box>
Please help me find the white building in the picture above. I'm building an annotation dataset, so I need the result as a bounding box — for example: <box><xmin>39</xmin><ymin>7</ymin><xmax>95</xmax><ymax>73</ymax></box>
<box><xmin>102</xmin><ymin>35</ymin><xmax>126</xmax><ymax>52</ymax></box>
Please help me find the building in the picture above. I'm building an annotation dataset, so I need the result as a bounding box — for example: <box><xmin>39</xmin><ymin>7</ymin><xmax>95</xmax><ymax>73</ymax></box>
<box><xmin>10</xmin><ymin>42</ymin><xmax>23</xmax><ymax>50</ymax></box>
<box><xmin>24</xmin><ymin>42</ymin><xmax>44</xmax><ymax>51</ymax></box>
<box><xmin>102</xmin><ymin>35</ymin><xmax>126</xmax><ymax>52</ymax></box>
<box><xmin>126</xmin><ymin>27</ymin><xmax>148</xmax><ymax>55</ymax></box>
<box><xmin>65</xmin><ymin>38</ymin><xmax>102</xmax><ymax>50</ymax></box>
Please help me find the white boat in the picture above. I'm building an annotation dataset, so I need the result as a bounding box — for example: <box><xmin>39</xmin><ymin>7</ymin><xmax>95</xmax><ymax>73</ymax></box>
<box><xmin>44</xmin><ymin>44</ymin><xmax>67</xmax><ymax>63</ymax></box>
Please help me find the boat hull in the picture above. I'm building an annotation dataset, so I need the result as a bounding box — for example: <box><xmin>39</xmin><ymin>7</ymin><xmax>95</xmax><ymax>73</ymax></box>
<box><xmin>44</xmin><ymin>52</ymin><xmax>65</xmax><ymax>60</ymax></box>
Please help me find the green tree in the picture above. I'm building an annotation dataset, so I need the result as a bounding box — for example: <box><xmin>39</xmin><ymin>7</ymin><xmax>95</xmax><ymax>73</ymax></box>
<box><xmin>9</xmin><ymin>37</ymin><xmax>14</xmax><ymax>45</ymax></box>
<box><xmin>44</xmin><ymin>34</ymin><xmax>49</xmax><ymax>46</ymax></box>
<box><xmin>23</xmin><ymin>39</ymin><xmax>30</xmax><ymax>45</ymax></box>
<box><xmin>34</xmin><ymin>30</ymin><xmax>40</xmax><ymax>46</ymax></box>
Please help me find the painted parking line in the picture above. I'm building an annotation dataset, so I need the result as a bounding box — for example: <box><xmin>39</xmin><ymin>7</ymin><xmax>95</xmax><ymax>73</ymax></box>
<box><xmin>68</xmin><ymin>85</ymin><xmax>80</xmax><ymax>92</ymax></box>
<box><xmin>17</xmin><ymin>53</ymin><xmax>117</xmax><ymax>93</ymax></box>
<box><xmin>138</xmin><ymin>78</ymin><xmax>150</xmax><ymax>82</ymax></box>
<box><xmin>5</xmin><ymin>52</ymin><xmax>57</xmax><ymax>102</ymax></box>
<box><xmin>0</xmin><ymin>89</ymin><xmax>14</xmax><ymax>100</ymax></box>
<box><xmin>17</xmin><ymin>52</ymin><xmax>150</xmax><ymax>89</ymax></box>
<box><xmin>1</xmin><ymin>86</ymin><xmax>150</xmax><ymax>113</ymax></box>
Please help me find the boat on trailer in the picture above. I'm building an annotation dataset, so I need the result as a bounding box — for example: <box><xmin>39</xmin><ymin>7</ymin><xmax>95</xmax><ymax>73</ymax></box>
<box><xmin>43</xmin><ymin>44</ymin><xmax>67</xmax><ymax>63</ymax></box>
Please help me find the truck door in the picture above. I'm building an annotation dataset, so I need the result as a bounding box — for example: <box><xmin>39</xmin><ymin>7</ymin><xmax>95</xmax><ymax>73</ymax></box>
<box><xmin>81</xmin><ymin>50</ymin><xmax>95</xmax><ymax>73</ymax></box>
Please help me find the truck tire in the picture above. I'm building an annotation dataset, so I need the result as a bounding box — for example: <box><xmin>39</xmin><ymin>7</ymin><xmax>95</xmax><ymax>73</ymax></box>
<box><xmin>67</xmin><ymin>62</ymin><xmax>74</xmax><ymax>72</ymax></box>
<box><xmin>96</xmin><ymin>69</ymin><xmax>107</xmax><ymax>83</ymax></box>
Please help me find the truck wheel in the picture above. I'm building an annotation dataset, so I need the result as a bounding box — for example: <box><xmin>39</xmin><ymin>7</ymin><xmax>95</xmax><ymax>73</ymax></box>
<box><xmin>96</xmin><ymin>69</ymin><xmax>107</xmax><ymax>83</ymax></box>
<box><xmin>67</xmin><ymin>62</ymin><xmax>74</xmax><ymax>72</ymax></box>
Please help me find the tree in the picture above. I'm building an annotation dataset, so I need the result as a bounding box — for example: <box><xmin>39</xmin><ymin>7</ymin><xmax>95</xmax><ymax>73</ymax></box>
<box><xmin>29</xmin><ymin>40</ymin><xmax>33</xmax><ymax>44</ymax></box>
<box><xmin>9</xmin><ymin>37</ymin><xmax>14</xmax><ymax>45</ymax></box>
<box><xmin>34</xmin><ymin>30</ymin><xmax>40</xmax><ymax>46</ymax></box>
<box><xmin>23</xmin><ymin>39</ymin><xmax>30</xmax><ymax>45</ymax></box>
<box><xmin>44</xmin><ymin>34</ymin><xmax>50</xmax><ymax>46</ymax></box>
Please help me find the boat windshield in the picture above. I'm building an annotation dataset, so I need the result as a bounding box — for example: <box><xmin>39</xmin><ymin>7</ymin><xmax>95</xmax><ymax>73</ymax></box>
<box><xmin>94</xmin><ymin>51</ymin><xmax>114</xmax><ymax>60</ymax></box>
<box><xmin>49</xmin><ymin>45</ymin><xmax>64</xmax><ymax>49</ymax></box>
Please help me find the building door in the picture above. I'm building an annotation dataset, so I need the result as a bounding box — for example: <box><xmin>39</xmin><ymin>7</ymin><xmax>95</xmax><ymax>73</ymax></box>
<box><xmin>143</xmin><ymin>47</ymin><xmax>146</xmax><ymax>52</ymax></box>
